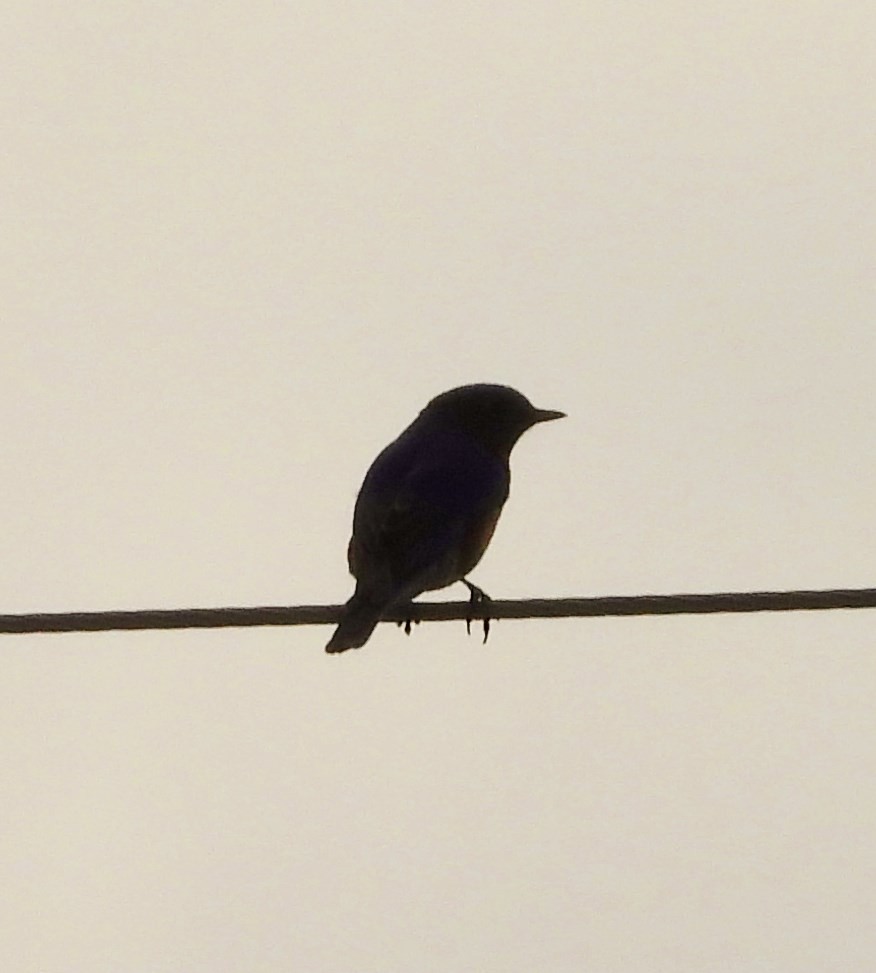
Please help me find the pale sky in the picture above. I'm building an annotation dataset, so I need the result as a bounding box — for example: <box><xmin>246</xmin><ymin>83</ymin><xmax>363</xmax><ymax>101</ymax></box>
<box><xmin>3</xmin><ymin>3</ymin><xmax>876</xmax><ymax>971</ymax></box>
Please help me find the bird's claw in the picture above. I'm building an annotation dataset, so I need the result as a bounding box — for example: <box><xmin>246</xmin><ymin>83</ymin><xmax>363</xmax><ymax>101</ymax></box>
<box><xmin>396</xmin><ymin>616</ymin><xmax>420</xmax><ymax>637</ymax></box>
<box><xmin>463</xmin><ymin>579</ymin><xmax>492</xmax><ymax>644</ymax></box>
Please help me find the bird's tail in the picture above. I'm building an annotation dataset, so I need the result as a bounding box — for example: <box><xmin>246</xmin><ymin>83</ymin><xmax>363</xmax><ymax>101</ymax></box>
<box><xmin>325</xmin><ymin>591</ymin><xmax>386</xmax><ymax>653</ymax></box>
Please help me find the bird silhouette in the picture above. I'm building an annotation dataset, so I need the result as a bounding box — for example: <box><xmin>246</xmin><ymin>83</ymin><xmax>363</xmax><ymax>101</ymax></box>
<box><xmin>326</xmin><ymin>384</ymin><xmax>565</xmax><ymax>652</ymax></box>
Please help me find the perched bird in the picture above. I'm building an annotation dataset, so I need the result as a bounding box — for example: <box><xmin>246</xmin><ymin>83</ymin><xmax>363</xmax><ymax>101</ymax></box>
<box><xmin>326</xmin><ymin>384</ymin><xmax>565</xmax><ymax>653</ymax></box>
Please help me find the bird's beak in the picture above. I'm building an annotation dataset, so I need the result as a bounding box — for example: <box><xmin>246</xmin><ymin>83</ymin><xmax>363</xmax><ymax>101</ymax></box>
<box><xmin>532</xmin><ymin>408</ymin><xmax>566</xmax><ymax>424</ymax></box>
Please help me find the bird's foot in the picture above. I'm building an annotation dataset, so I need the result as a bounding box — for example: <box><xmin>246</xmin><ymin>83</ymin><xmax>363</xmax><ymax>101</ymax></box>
<box><xmin>462</xmin><ymin>579</ymin><xmax>492</xmax><ymax>643</ymax></box>
<box><xmin>396</xmin><ymin>607</ymin><xmax>420</xmax><ymax>637</ymax></box>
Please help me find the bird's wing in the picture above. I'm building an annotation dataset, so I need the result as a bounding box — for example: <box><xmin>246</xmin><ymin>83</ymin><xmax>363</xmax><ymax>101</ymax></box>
<box><xmin>350</xmin><ymin>442</ymin><xmax>506</xmax><ymax>597</ymax></box>
<box><xmin>350</xmin><ymin>461</ymin><xmax>461</xmax><ymax>582</ymax></box>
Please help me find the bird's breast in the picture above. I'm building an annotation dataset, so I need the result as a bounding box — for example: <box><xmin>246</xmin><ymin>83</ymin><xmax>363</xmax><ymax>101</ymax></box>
<box><xmin>457</xmin><ymin>503</ymin><xmax>504</xmax><ymax>576</ymax></box>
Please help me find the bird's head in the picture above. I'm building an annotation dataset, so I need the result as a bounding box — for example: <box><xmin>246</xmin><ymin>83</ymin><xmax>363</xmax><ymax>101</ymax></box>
<box><xmin>421</xmin><ymin>384</ymin><xmax>565</xmax><ymax>457</ymax></box>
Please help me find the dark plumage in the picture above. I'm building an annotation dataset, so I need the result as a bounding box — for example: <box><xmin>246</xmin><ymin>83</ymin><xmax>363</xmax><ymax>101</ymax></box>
<box><xmin>326</xmin><ymin>384</ymin><xmax>565</xmax><ymax>652</ymax></box>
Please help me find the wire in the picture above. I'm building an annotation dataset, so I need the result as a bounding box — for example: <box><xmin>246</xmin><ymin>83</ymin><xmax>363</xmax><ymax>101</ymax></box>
<box><xmin>0</xmin><ymin>587</ymin><xmax>874</xmax><ymax>634</ymax></box>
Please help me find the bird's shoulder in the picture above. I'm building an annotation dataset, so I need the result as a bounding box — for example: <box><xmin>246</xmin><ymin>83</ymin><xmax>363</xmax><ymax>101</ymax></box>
<box><xmin>361</xmin><ymin>421</ymin><xmax>507</xmax><ymax>508</ymax></box>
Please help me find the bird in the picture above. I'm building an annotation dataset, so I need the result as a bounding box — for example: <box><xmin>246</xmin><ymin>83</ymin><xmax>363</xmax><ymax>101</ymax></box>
<box><xmin>326</xmin><ymin>383</ymin><xmax>565</xmax><ymax>653</ymax></box>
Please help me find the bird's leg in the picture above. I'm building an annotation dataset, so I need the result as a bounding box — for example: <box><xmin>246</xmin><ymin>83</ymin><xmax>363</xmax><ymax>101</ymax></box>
<box><xmin>462</xmin><ymin>579</ymin><xmax>492</xmax><ymax>643</ymax></box>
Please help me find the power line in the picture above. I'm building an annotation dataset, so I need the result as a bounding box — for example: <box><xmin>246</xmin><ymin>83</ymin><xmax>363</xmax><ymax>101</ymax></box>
<box><xmin>0</xmin><ymin>587</ymin><xmax>874</xmax><ymax>635</ymax></box>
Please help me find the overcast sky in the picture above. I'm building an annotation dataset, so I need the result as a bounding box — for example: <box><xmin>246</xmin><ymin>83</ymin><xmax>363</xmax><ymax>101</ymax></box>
<box><xmin>3</xmin><ymin>3</ymin><xmax>876</xmax><ymax>971</ymax></box>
